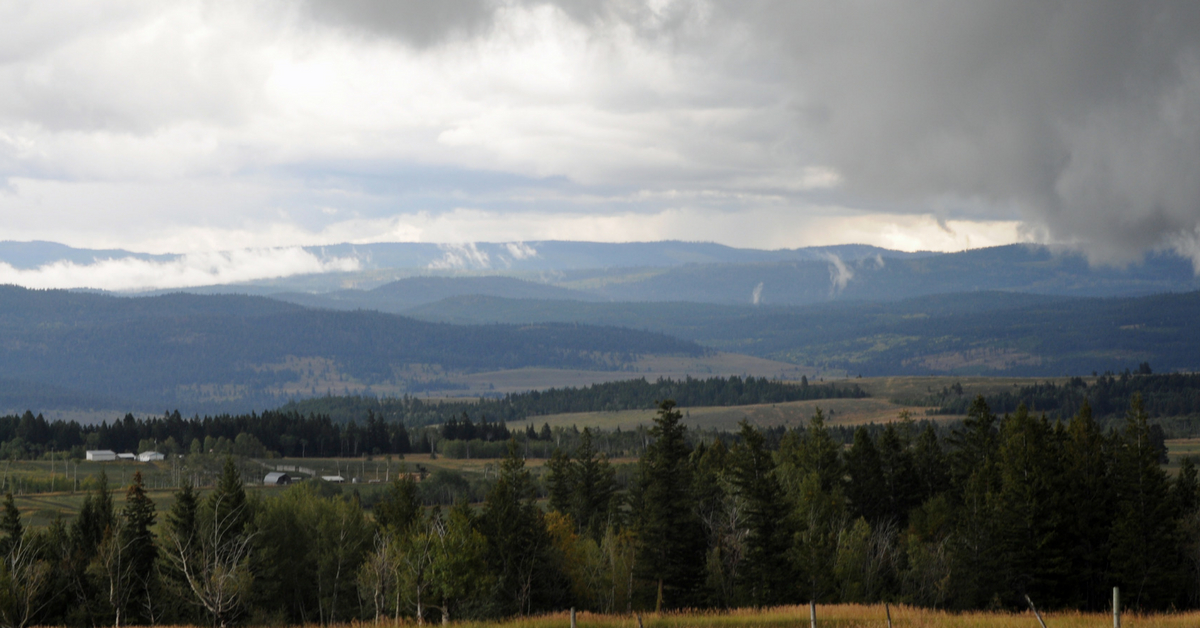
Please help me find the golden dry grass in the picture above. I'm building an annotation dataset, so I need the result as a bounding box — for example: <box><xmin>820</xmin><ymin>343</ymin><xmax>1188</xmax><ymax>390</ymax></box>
<box><xmin>454</xmin><ymin>604</ymin><xmax>1194</xmax><ymax>628</ymax></box>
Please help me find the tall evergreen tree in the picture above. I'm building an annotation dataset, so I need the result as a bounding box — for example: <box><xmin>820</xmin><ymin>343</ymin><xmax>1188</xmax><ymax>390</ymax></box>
<box><xmin>877</xmin><ymin>423</ymin><xmax>920</xmax><ymax>526</ymax></box>
<box><xmin>1061</xmin><ymin>400</ymin><xmax>1114</xmax><ymax>609</ymax></box>
<box><xmin>779</xmin><ymin>410</ymin><xmax>844</xmax><ymax>604</ymax></box>
<box><xmin>912</xmin><ymin>424</ymin><xmax>949</xmax><ymax>502</ymax></box>
<box><xmin>729</xmin><ymin>421</ymin><xmax>791</xmax><ymax>607</ymax></box>
<box><xmin>121</xmin><ymin>471</ymin><xmax>158</xmax><ymax>623</ymax></box>
<box><xmin>1109</xmin><ymin>394</ymin><xmax>1183</xmax><ymax>608</ymax></box>
<box><xmin>375</xmin><ymin>475</ymin><xmax>422</xmax><ymax>533</ymax></box>
<box><xmin>208</xmin><ymin>457</ymin><xmax>249</xmax><ymax>547</ymax></box>
<box><xmin>479</xmin><ymin>440</ymin><xmax>563</xmax><ymax>615</ymax></box>
<box><xmin>994</xmin><ymin>405</ymin><xmax>1066</xmax><ymax>606</ymax></box>
<box><xmin>0</xmin><ymin>492</ymin><xmax>22</xmax><ymax>557</ymax></box>
<box><xmin>844</xmin><ymin>427</ymin><xmax>886</xmax><ymax>524</ymax></box>
<box><xmin>544</xmin><ymin>448</ymin><xmax>572</xmax><ymax>516</ymax></box>
<box><xmin>570</xmin><ymin>428</ymin><xmax>618</xmax><ymax>540</ymax></box>
<box><xmin>946</xmin><ymin>396</ymin><xmax>1001</xmax><ymax>608</ymax></box>
<box><xmin>633</xmin><ymin>400</ymin><xmax>706</xmax><ymax>611</ymax></box>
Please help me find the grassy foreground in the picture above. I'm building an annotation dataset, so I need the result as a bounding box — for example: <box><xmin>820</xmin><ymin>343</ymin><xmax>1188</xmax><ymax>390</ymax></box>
<box><xmin>446</xmin><ymin>605</ymin><xmax>1195</xmax><ymax>628</ymax></box>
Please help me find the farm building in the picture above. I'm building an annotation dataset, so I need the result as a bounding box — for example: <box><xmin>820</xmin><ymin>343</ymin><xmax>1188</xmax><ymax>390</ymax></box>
<box><xmin>264</xmin><ymin>472</ymin><xmax>291</xmax><ymax>486</ymax></box>
<box><xmin>117</xmin><ymin>453</ymin><xmax>136</xmax><ymax>460</ymax></box>
<box><xmin>86</xmin><ymin>450</ymin><xmax>117</xmax><ymax>461</ymax></box>
<box><xmin>321</xmin><ymin>475</ymin><xmax>345</xmax><ymax>483</ymax></box>
<box><xmin>137</xmin><ymin>451</ymin><xmax>165</xmax><ymax>462</ymax></box>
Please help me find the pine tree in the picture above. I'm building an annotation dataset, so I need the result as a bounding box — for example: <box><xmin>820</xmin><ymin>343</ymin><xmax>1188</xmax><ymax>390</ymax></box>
<box><xmin>1061</xmin><ymin>400</ymin><xmax>1114</xmax><ymax>609</ymax></box>
<box><xmin>633</xmin><ymin>400</ymin><xmax>706</xmax><ymax>611</ymax></box>
<box><xmin>877</xmin><ymin>422</ymin><xmax>920</xmax><ymax>526</ymax></box>
<box><xmin>946</xmin><ymin>396</ymin><xmax>1000</xmax><ymax>608</ymax></box>
<box><xmin>544</xmin><ymin>448</ymin><xmax>573</xmax><ymax>516</ymax></box>
<box><xmin>479</xmin><ymin>440</ymin><xmax>562</xmax><ymax>615</ymax></box>
<box><xmin>1109</xmin><ymin>394</ymin><xmax>1184</xmax><ymax>608</ymax></box>
<box><xmin>844</xmin><ymin>427</ymin><xmax>886</xmax><ymax>524</ymax></box>
<box><xmin>777</xmin><ymin>409</ymin><xmax>844</xmax><ymax>604</ymax></box>
<box><xmin>209</xmin><ymin>457</ymin><xmax>249</xmax><ymax>547</ymax></box>
<box><xmin>729</xmin><ymin>421</ymin><xmax>791</xmax><ymax>607</ymax></box>
<box><xmin>376</xmin><ymin>475</ymin><xmax>422</xmax><ymax>533</ymax></box>
<box><xmin>0</xmin><ymin>492</ymin><xmax>22</xmax><ymax>557</ymax></box>
<box><xmin>912</xmin><ymin>424</ymin><xmax>949</xmax><ymax>502</ymax></box>
<box><xmin>994</xmin><ymin>405</ymin><xmax>1065</xmax><ymax>606</ymax></box>
<box><xmin>121</xmin><ymin>471</ymin><xmax>157</xmax><ymax>622</ymax></box>
<box><xmin>570</xmin><ymin>428</ymin><xmax>617</xmax><ymax>540</ymax></box>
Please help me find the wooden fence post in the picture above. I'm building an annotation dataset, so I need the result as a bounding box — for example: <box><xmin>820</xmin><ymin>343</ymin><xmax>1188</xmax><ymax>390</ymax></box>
<box><xmin>885</xmin><ymin>602</ymin><xmax>893</xmax><ymax>628</ymax></box>
<box><xmin>809</xmin><ymin>601</ymin><xmax>816</xmax><ymax>628</ymax></box>
<box><xmin>570</xmin><ymin>607</ymin><xmax>576</xmax><ymax>628</ymax></box>
<box><xmin>1113</xmin><ymin>587</ymin><xmax>1120</xmax><ymax>628</ymax></box>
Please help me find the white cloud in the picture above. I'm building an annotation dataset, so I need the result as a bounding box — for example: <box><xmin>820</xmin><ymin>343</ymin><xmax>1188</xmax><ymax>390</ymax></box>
<box><xmin>427</xmin><ymin>242</ymin><xmax>491</xmax><ymax>270</ymax></box>
<box><xmin>3</xmin><ymin>0</ymin><xmax>1192</xmax><ymax>268</ymax></box>
<box><xmin>0</xmin><ymin>247</ymin><xmax>360</xmax><ymax>292</ymax></box>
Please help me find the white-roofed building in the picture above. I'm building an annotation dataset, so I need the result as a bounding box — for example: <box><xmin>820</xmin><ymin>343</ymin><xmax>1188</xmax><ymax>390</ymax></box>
<box><xmin>86</xmin><ymin>450</ymin><xmax>117</xmax><ymax>461</ymax></box>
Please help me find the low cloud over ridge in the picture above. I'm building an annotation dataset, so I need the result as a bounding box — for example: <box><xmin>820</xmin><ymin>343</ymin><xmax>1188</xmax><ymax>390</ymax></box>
<box><xmin>0</xmin><ymin>247</ymin><xmax>360</xmax><ymax>292</ymax></box>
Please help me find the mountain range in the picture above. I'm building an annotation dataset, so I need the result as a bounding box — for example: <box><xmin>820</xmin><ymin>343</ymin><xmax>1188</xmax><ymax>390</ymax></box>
<box><xmin>2</xmin><ymin>239</ymin><xmax>1199</xmax><ymax>416</ymax></box>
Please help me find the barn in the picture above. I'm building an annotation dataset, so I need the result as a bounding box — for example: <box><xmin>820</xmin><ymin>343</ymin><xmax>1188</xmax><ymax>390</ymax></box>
<box><xmin>264</xmin><ymin>472</ymin><xmax>292</xmax><ymax>486</ymax></box>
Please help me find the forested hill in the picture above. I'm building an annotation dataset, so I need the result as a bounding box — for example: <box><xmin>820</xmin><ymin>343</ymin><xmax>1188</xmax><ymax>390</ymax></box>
<box><xmin>924</xmin><ymin>371</ymin><xmax>1200</xmax><ymax>425</ymax></box>
<box><xmin>279</xmin><ymin>375</ymin><xmax>866</xmax><ymax>425</ymax></box>
<box><xmin>410</xmin><ymin>290</ymin><xmax>1200</xmax><ymax>377</ymax></box>
<box><xmin>0</xmin><ymin>286</ymin><xmax>705</xmax><ymax>414</ymax></box>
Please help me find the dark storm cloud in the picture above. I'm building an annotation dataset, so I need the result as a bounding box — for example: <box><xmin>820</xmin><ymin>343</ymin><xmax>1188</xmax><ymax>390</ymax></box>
<box><xmin>723</xmin><ymin>1</ymin><xmax>1200</xmax><ymax>264</ymax></box>
<box><xmin>299</xmin><ymin>0</ymin><xmax>1200</xmax><ymax>264</ymax></box>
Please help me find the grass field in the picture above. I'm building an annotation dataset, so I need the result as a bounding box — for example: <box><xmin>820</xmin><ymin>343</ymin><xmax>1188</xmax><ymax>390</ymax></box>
<box><xmin>451</xmin><ymin>604</ymin><xmax>1188</xmax><ymax>628</ymax></box>
<box><xmin>522</xmin><ymin>398</ymin><xmax>934</xmax><ymax>433</ymax></box>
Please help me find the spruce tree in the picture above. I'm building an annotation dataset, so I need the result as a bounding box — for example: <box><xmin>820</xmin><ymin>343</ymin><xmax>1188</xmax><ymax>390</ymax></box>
<box><xmin>0</xmin><ymin>491</ymin><xmax>22</xmax><ymax>556</ymax></box>
<box><xmin>570</xmin><ymin>428</ymin><xmax>617</xmax><ymax>540</ymax></box>
<box><xmin>844</xmin><ymin>427</ymin><xmax>886</xmax><ymax>524</ymax></box>
<box><xmin>946</xmin><ymin>396</ymin><xmax>1000</xmax><ymax>608</ymax></box>
<box><xmin>544</xmin><ymin>448</ymin><xmax>573</xmax><ymax>516</ymax></box>
<box><xmin>209</xmin><ymin>457</ymin><xmax>249</xmax><ymax>547</ymax></box>
<box><xmin>1061</xmin><ymin>400</ymin><xmax>1114</xmax><ymax>609</ymax></box>
<box><xmin>375</xmin><ymin>475</ymin><xmax>422</xmax><ymax>533</ymax></box>
<box><xmin>1109</xmin><ymin>394</ymin><xmax>1184</xmax><ymax>608</ymax></box>
<box><xmin>121</xmin><ymin>471</ymin><xmax>157</xmax><ymax>603</ymax></box>
<box><xmin>729</xmin><ymin>421</ymin><xmax>791</xmax><ymax>607</ymax></box>
<box><xmin>912</xmin><ymin>424</ymin><xmax>949</xmax><ymax>502</ymax></box>
<box><xmin>877</xmin><ymin>423</ymin><xmax>920</xmax><ymax>526</ymax></box>
<box><xmin>994</xmin><ymin>405</ymin><xmax>1065</xmax><ymax>606</ymax></box>
<box><xmin>633</xmin><ymin>400</ymin><xmax>706</xmax><ymax>610</ymax></box>
<box><xmin>479</xmin><ymin>440</ymin><xmax>563</xmax><ymax>615</ymax></box>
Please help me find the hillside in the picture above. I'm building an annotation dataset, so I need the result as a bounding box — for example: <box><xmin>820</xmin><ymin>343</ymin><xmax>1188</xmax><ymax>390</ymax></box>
<box><xmin>408</xmin><ymin>290</ymin><xmax>1200</xmax><ymax>377</ymax></box>
<box><xmin>271</xmin><ymin>275</ymin><xmax>600</xmax><ymax>312</ymax></box>
<box><xmin>0</xmin><ymin>287</ymin><xmax>704</xmax><ymax>414</ymax></box>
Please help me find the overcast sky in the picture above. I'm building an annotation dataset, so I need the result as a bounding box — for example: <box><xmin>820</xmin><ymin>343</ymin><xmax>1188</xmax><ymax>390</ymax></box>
<box><xmin>2</xmin><ymin>1</ymin><xmax>1199</xmax><ymax>270</ymax></box>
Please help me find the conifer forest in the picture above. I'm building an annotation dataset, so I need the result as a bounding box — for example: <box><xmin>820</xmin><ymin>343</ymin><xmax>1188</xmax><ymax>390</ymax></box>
<box><xmin>0</xmin><ymin>392</ymin><xmax>1196</xmax><ymax>627</ymax></box>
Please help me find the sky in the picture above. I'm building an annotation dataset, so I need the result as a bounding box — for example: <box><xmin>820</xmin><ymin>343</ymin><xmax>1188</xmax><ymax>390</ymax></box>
<box><xmin>2</xmin><ymin>1</ymin><xmax>1200</xmax><ymax>289</ymax></box>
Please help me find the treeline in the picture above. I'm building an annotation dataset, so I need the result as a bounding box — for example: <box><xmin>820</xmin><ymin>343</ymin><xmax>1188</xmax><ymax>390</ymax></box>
<box><xmin>0</xmin><ymin>409</ymin><xmax>414</xmax><ymax>460</ymax></box>
<box><xmin>282</xmin><ymin>375</ymin><xmax>867</xmax><ymax>425</ymax></box>
<box><xmin>926</xmin><ymin>370</ymin><xmax>1200</xmax><ymax>423</ymax></box>
<box><xmin>1</xmin><ymin>394</ymin><xmax>1196</xmax><ymax>627</ymax></box>
<box><xmin>533</xmin><ymin>395</ymin><xmax>1199</xmax><ymax>612</ymax></box>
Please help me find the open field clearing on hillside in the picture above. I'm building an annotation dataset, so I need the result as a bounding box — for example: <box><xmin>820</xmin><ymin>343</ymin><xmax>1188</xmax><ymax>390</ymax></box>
<box><xmin>851</xmin><ymin>375</ymin><xmax>1080</xmax><ymax>401</ymax></box>
<box><xmin>455</xmin><ymin>605</ymin><xmax>1193</xmax><ymax>628</ymax></box>
<box><xmin>522</xmin><ymin>398</ymin><xmax>937</xmax><ymax>432</ymax></box>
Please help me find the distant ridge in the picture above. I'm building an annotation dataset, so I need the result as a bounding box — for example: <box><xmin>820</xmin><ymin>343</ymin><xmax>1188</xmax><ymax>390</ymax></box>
<box><xmin>272</xmin><ymin>275</ymin><xmax>600</xmax><ymax>312</ymax></box>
